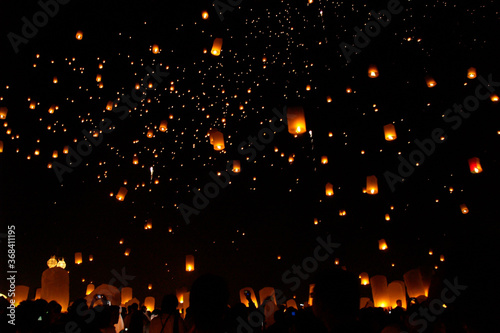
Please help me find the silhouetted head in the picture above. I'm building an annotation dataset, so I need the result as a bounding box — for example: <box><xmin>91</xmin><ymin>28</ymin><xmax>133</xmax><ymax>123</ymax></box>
<box><xmin>161</xmin><ymin>294</ymin><xmax>179</xmax><ymax>314</ymax></box>
<box><xmin>189</xmin><ymin>274</ymin><xmax>229</xmax><ymax>331</ymax></box>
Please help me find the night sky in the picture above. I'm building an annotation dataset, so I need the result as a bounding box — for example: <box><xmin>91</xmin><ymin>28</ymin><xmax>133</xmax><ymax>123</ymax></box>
<box><xmin>0</xmin><ymin>0</ymin><xmax>499</xmax><ymax>307</ymax></box>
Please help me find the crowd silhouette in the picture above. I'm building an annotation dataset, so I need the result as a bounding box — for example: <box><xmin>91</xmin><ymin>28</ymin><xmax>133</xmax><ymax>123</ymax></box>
<box><xmin>0</xmin><ymin>269</ymin><xmax>486</xmax><ymax>333</ymax></box>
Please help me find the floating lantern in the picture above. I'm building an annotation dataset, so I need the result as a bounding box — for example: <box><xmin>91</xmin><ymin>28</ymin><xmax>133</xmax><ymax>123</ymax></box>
<box><xmin>75</xmin><ymin>252</ymin><xmax>82</xmax><ymax>265</ymax></box>
<box><xmin>119</xmin><ymin>238</ymin><xmax>124</xmax><ymax>245</ymax></box>
<box><xmin>339</xmin><ymin>210</ymin><xmax>346</xmax><ymax>216</ymax></box>
<box><xmin>53</xmin><ymin>77</ymin><xmax>58</xmax><ymax>84</ymax></box>
<box><xmin>133</xmin><ymin>155</ymin><xmax>139</xmax><ymax>165</ymax></box>
<box><xmin>89</xmin><ymin>255</ymin><xmax>93</xmax><ymax>262</ymax></box>
<box><xmin>384</xmin><ymin>124</ymin><xmax>397</xmax><ymax>141</ymax></box>
<box><xmin>440</xmin><ymin>255</ymin><xmax>445</xmax><ymax>262</ymax></box>
<box><xmin>148</xmin><ymin>284</ymin><xmax>153</xmax><ymax>290</ymax></box>
<box><xmin>41</xmin><ymin>267</ymin><xmax>70</xmax><ymax>311</ymax></box>
<box><xmin>186</xmin><ymin>255</ymin><xmax>195</xmax><ymax>272</ymax></box>
<box><xmin>76</xmin><ymin>31</ymin><xmax>83</xmax><ymax>40</ymax></box>
<box><xmin>288</xmin><ymin>155</ymin><xmax>294</xmax><ymax>163</ymax></box>
<box><xmin>368</xmin><ymin>65</ymin><xmax>379</xmax><ymax>78</ymax></box>
<box><xmin>467</xmin><ymin>67</ymin><xmax>476</xmax><ymax>79</ymax></box>
<box><xmin>0</xmin><ymin>107</ymin><xmax>7</xmax><ymax>119</ymax></box>
<box><xmin>152</xmin><ymin>44</ymin><xmax>160</xmax><ymax>54</ymax></box>
<box><xmin>121</xmin><ymin>287</ymin><xmax>133</xmax><ymax>305</ymax></box>
<box><xmin>378</xmin><ymin>239</ymin><xmax>388</xmax><ymax>250</ymax></box>
<box><xmin>326</xmin><ymin>96</ymin><xmax>332</xmax><ymax>103</ymax></box>
<box><xmin>124</xmin><ymin>248</ymin><xmax>131</xmax><ymax>256</ymax></box>
<box><xmin>0</xmin><ymin>141</ymin><xmax>3</xmax><ymax>153</ymax></box>
<box><xmin>52</xmin><ymin>150</ymin><xmax>58</xmax><ymax>158</ymax></box>
<box><xmin>232</xmin><ymin>160</ymin><xmax>241</xmax><ymax>173</ymax></box>
<box><xmin>314</xmin><ymin>218</ymin><xmax>319</xmax><ymax>225</ymax></box>
<box><xmin>468</xmin><ymin>157</ymin><xmax>482</xmax><ymax>174</ymax></box>
<box><xmin>460</xmin><ymin>204</ymin><xmax>469</xmax><ymax>214</ymax></box>
<box><xmin>211</xmin><ymin>38</ymin><xmax>223</xmax><ymax>56</ymax></box>
<box><xmin>425</xmin><ymin>76</ymin><xmax>437</xmax><ymax>87</ymax></box>
<box><xmin>387</xmin><ymin>281</ymin><xmax>407</xmax><ymax>309</ymax></box>
<box><xmin>202</xmin><ymin>11</ymin><xmax>209</xmax><ymax>19</ymax></box>
<box><xmin>96</xmin><ymin>74</ymin><xmax>102</xmax><ymax>83</ymax></box>
<box><xmin>159</xmin><ymin>120</ymin><xmax>168</xmax><ymax>132</ymax></box>
<box><xmin>325</xmin><ymin>183</ymin><xmax>334</xmax><ymax>196</ymax></box>
<box><xmin>47</xmin><ymin>256</ymin><xmax>58</xmax><ymax>268</ymax></box>
<box><xmin>144</xmin><ymin>297</ymin><xmax>155</xmax><ymax>312</ymax></box>
<box><xmin>306</xmin><ymin>84</ymin><xmax>311</xmax><ymax>91</ymax></box>
<box><xmin>211</xmin><ymin>130</ymin><xmax>225</xmax><ymax>150</ymax></box>
<box><xmin>116</xmin><ymin>187</ymin><xmax>128</xmax><ymax>201</ymax></box>
<box><xmin>144</xmin><ymin>219</ymin><xmax>153</xmax><ymax>230</ymax></box>
<box><xmin>106</xmin><ymin>101</ymin><xmax>113</xmax><ymax>110</ymax></box>
<box><xmin>403</xmin><ymin>268</ymin><xmax>428</xmax><ymax>298</ymax></box>
<box><xmin>147</xmin><ymin>129</ymin><xmax>154</xmax><ymax>138</ymax></box>
<box><xmin>385</xmin><ymin>214</ymin><xmax>390</xmax><ymax>221</ymax></box>
<box><xmin>346</xmin><ymin>87</ymin><xmax>352</xmax><ymax>93</ymax></box>
<box><xmin>63</xmin><ymin>146</ymin><xmax>69</xmax><ymax>154</ymax></box>
<box><xmin>359</xmin><ymin>272</ymin><xmax>370</xmax><ymax>285</ymax></box>
<box><xmin>321</xmin><ymin>156</ymin><xmax>328</xmax><ymax>164</ymax></box>
<box><xmin>30</xmin><ymin>102</ymin><xmax>36</xmax><ymax>109</ymax></box>
<box><xmin>370</xmin><ymin>275</ymin><xmax>390</xmax><ymax>308</ymax></box>
<box><xmin>287</xmin><ymin>106</ymin><xmax>306</xmax><ymax>134</ymax></box>
<box><xmin>366</xmin><ymin>175</ymin><xmax>378</xmax><ymax>194</ymax></box>
<box><xmin>491</xmin><ymin>94</ymin><xmax>499</xmax><ymax>102</ymax></box>
<box><xmin>86</xmin><ymin>284</ymin><xmax>95</xmax><ymax>295</ymax></box>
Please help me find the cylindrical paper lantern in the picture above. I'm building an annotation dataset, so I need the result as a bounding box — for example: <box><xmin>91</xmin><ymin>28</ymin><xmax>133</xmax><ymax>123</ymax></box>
<box><xmin>121</xmin><ymin>287</ymin><xmax>133</xmax><ymax>305</ymax></box>
<box><xmin>144</xmin><ymin>296</ymin><xmax>155</xmax><ymax>312</ymax></box>
<box><xmin>75</xmin><ymin>252</ymin><xmax>82</xmax><ymax>265</ymax></box>
<box><xmin>14</xmin><ymin>286</ymin><xmax>29</xmax><ymax>306</ymax></box>
<box><xmin>41</xmin><ymin>267</ymin><xmax>70</xmax><ymax>311</ymax></box>
<box><xmin>468</xmin><ymin>157</ymin><xmax>482</xmax><ymax>173</ymax></box>
<box><xmin>86</xmin><ymin>284</ymin><xmax>95</xmax><ymax>295</ymax></box>
<box><xmin>159</xmin><ymin>120</ymin><xmax>168</xmax><ymax>132</ymax></box>
<box><xmin>384</xmin><ymin>124</ymin><xmax>397</xmax><ymax>141</ymax></box>
<box><xmin>325</xmin><ymin>183</ymin><xmax>334</xmax><ymax>196</ymax></box>
<box><xmin>359</xmin><ymin>272</ymin><xmax>370</xmax><ymax>285</ymax></box>
<box><xmin>370</xmin><ymin>275</ymin><xmax>389</xmax><ymax>308</ymax></box>
<box><xmin>186</xmin><ymin>255</ymin><xmax>195</xmax><ymax>272</ymax></box>
<box><xmin>211</xmin><ymin>38</ymin><xmax>223</xmax><ymax>56</ymax></box>
<box><xmin>425</xmin><ymin>76</ymin><xmax>437</xmax><ymax>87</ymax></box>
<box><xmin>116</xmin><ymin>187</ymin><xmax>128</xmax><ymax>201</ymax></box>
<box><xmin>232</xmin><ymin>160</ymin><xmax>241</xmax><ymax>173</ymax></box>
<box><xmin>0</xmin><ymin>107</ymin><xmax>7</xmax><ymax>119</ymax></box>
<box><xmin>287</xmin><ymin>106</ymin><xmax>306</xmax><ymax>135</ymax></box>
<box><xmin>378</xmin><ymin>239</ymin><xmax>388</xmax><ymax>250</ymax></box>
<box><xmin>368</xmin><ymin>65</ymin><xmax>379</xmax><ymax>78</ymax></box>
<box><xmin>366</xmin><ymin>175</ymin><xmax>378</xmax><ymax>194</ymax></box>
<box><xmin>467</xmin><ymin>67</ymin><xmax>476</xmax><ymax>79</ymax></box>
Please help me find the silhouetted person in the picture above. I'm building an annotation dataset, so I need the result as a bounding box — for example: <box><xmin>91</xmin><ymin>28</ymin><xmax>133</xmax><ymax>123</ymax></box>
<box><xmin>150</xmin><ymin>294</ymin><xmax>186</xmax><ymax>333</ymax></box>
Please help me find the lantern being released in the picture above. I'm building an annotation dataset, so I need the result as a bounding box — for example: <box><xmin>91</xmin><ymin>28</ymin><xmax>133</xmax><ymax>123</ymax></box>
<box><xmin>287</xmin><ymin>106</ymin><xmax>306</xmax><ymax>134</ymax></box>
<box><xmin>211</xmin><ymin>38</ymin><xmax>223</xmax><ymax>56</ymax></box>
<box><xmin>366</xmin><ymin>175</ymin><xmax>378</xmax><ymax>194</ymax></box>
<box><xmin>116</xmin><ymin>187</ymin><xmax>128</xmax><ymax>201</ymax></box>
<box><xmin>41</xmin><ymin>267</ymin><xmax>70</xmax><ymax>311</ymax></box>
<box><xmin>384</xmin><ymin>124</ymin><xmax>397</xmax><ymax>141</ymax></box>
<box><xmin>86</xmin><ymin>284</ymin><xmax>95</xmax><ymax>295</ymax></box>
<box><xmin>144</xmin><ymin>297</ymin><xmax>155</xmax><ymax>312</ymax></box>
<box><xmin>186</xmin><ymin>255</ymin><xmax>195</xmax><ymax>271</ymax></box>
<box><xmin>468</xmin><ymin>157</ymin><xmax>482</xmax><ymax>174</ymax></box>
<box><xmin>368</xmin><ymin>65</ymin><xmax>379</xmax><ymax>78</ymax></box>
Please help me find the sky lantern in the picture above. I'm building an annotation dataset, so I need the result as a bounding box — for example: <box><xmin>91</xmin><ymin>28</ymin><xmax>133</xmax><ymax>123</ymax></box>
<box><xmin>467</xmin><ymin>67</ymin><xmax>477</xmax><ymax>79</ymax></box>
<box><xmin>121</xmin><ymin>287</ymin><xmax>133</xmax><ymax>305</ymax></box>
<box><xmin>148</xmin><ymin>284</ymin><xmax>153</xmax><ymax>290</ymax></box>
<box><xmin>52</xmin><ymin>150</ymin><xmax>58</xmax><ymax>158</ymax></box>
<box><xmin>359</xmin><ymin>272</ymin><xmax>370</xmax><ymax>285</ymax></box>
<box><xmin>144</xmin><ymin>297</ymin><xmax>155</xmax><ymax>312</ymax></box>
<box><xmin>86</xmin><ymin>284</ymin><xmax>95</xmax><ymax>295</ymax></box>
<box><xmin>326</xmin><ymin>96</ymin><xmax>332</xmax><ymax>103</ymax></box>
<box><xmin>287</xmin><ymin>106</ymin><xmax>306</xmax><ymax>134</ymax></box>
<box><xmin>133</xmin><ymin>155</ymin><xmax>139</xmax><ymax>165</ymax></box>
<box><xmin>314</xmin><ymin>218</ymin><xmax>319</xmax><ymax>225</ymax></box>
<box><xmin>144</xmin><ymin>218</ymin><xmax>153</xmax><ymax>230</ymax></box>
<box><xmin>63</xmin><ymin>146</ymin><xmax>69</xmax><ymax>154</ymax></box>
<box><xmin>385</xmin><ymin>214</ymin><xmax>390</xmax><ymax>221</ymax></box>
<box><xmin>346</xmin><ymin>86</ymin><xmax>352</xmax><ymax>93</ymax></box>
<box><xmin>159</xmin><ymin>120</ymin><xmax>168</xmax><ymax>132</ymax></box>
<box><xmin>124</xmin><ymin>248</ymin><xmax>131</xmax><ymax>256</ymax></box>
<box><xmin>41</xmin><ymin>267</ymin><xmax>70</xmax><ymax>311</ymax></box>
<box><xmin>186</xmin><ymin>255</ymin><xmax>195</xmax><ymax>271</ymax></box>
<box><xmin>211</xmin><ymin>130</ymin><xmax>225</xmax><ymax>150</ymax></box>
<box><xmin>403</xmin><ymin>269</ymin><xmax>428</xmax><ymax>298</ymax></box>
<box><xmin>384</xmin><ymin>124</ymin><xmax>397</xmax><ymax>141</ymax></box>
<box><xmin>30</xmin><ymin>102</ymin><xmax>36</xmax><ymax>109</ymax></box>
<box><xmin>288</xmin><ymin>155</ymin><xmax>294</xmax><ymax>163</ymax></box>
<box><xmin>116</xmin><ymin>187</ymin><xmax>128</xmax><ymax>201</ymax></box>
<box><xmin>378</xmin><ymin>239</ymin><xmax>388</xmax><ymax>250</ymax></box>
<box><xmin>53</xmin><ymin>77</ymin><xmax>58</xmax><ymax>84</ymax></box>
<box><xmin>202</xmin><ymin>11</ymin><xmax>209</xmax><ymax>19</ymax></box>
<box><xmin>387</xmin><ymin>281</ymin><xmax>407</xmax><ymax>309</ymax></box>
<box><xmin>211</xmin><ymin>38</ymin><xmax>223</xmax><ymax>56</ymax></box>
<box><xmin>339</xmin><ymin>210</ymin><xmax>346</xmax><ymax>216</ymax></box>
<box><xmin>152</xmin><ymin>44</ymin><xmax>160</xmax><ymax>54</ymax></box>
<box><xmin>468</xmin><ymin>157</ymin><xmax>482</xmax><ymax>173</ymax></box>
<box><xmin>106</xmin><ymin>101</ymin><xmax>113</xmax><ymax>110</ymax></box>
<box><xmin>232</xmin><ymin>160</ymin><xmax>241</xmax><ymax>173</ymax></box>
<box><xmin>96</xmin><ymin>74</ymin><xmax>102</xmax><ymax>82</ymax></box>
<box><xmin>76</xmin><ymin>30</ymin><xmax>83</xmax><ymax>40</ymax></box>
<box><xmin>440</xmin><ymin>254</ymin><xmax>445</xmax><ymax>262</ymax></box>
<box><xmin>89</xmin><ymin>255</ymin><xmax>93</xmax><ymax>262</ymax></box>
<box><xmin>47</xmin><ymin>256</ymin><xmax>58</xmax><ymax>268</ymax></box>
<box><xmin>321</xmin><ymin>156</ymin><xmax>328</xmax><ymax>164</ymax></box>
<box><xmin>366</xmin><ymin>175</ymin><xmax>378</xmax><ymax>194</ymax></box>
<box><xmin>460</xmin><ymin>204</ymin><xmax>469</xmax><ymax>214</ymax></box>
<box><xmin>306</xmin><ymin>84</ymin><xmax>311</xmax><ymax>91</ymax></box>
<box><xmin>425</xmin><ymin>76</ymin><xmax>437</xmax><ymax>87</ymax></box>
<box><xmin>325</xmin><ymin>182</ymin><xmax>334</xmax><ymax>196</ymax></box>
<box><xmin>370</xmin><ymin>275</ymin><xmax>390</xmax><ymax>308</ymax></box>
<box><xmin>0</xmin><ymin>107</ymin><xmax>7</xmax><ymax>119</ymax></box>
<box><xmin>147</xmin><ymin>129</ymin><xmax>154</xmax><ymax>138</ymax></box>
<box><xmin>491</xmin><ymin>94</ymin><xmax>499</xmax><ymax>102</ymax></box>
<box><xmin>368</xmin><ymin>65</ymin><xmax>379</xmax><ymax>78</ymax></box>
<box><xmin>75</xmin><ymin>252</ymin><xmax>82</xmax><ymax>265</ymax></box>
<box><xmin>0</xmin><ymin>141</ymin><xmax>3</xmax><ymax>153</ymax></box>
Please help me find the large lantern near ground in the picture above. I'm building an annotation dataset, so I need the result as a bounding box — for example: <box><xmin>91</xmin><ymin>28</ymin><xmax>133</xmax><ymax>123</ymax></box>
<box><xmin>370</xmin><ymin>275</ymin><xmax>390</xmax><ymax>308</ymax></box>
<box><xmin>366</xmin><ymin>175</ymin><xmax>378</xmax><ymax>194</ymax></box>
<box><xmin>186</xmin><ymin>255</ymin><xmax>195</xmax><ymax>272</ymax></box>
<box><xmin>41</xmin><ymin>267</ymin><xmax>70</xmax><ymax>311</ymax></box>
<box><xmin>211</xmin><ymin>38</ymin><xmax>223</xmax><ymax>56</ymax></box>
<box><xmin>144</xmin><ymin>297</ymin><xmax>155</xmax><ymax>312</ymax></box>
<box><xmin>121</xmin><ymin>287</ymin><xmax>133</xmax><ymax>306</ymax></box>
<box><xmin>287</xmin><ymin>106</ymin><xmax>306</xmax><ymax>135</ymax></box>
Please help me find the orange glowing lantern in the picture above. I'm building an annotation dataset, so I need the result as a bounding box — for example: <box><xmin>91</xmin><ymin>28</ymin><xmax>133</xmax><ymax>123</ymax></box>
<box><xmin>124</xmin><ymin>248</ymin><xmax>131</xmax><ymax>256</ymax></box>
<box><xmin>41</xmin><ymin>267</ymin><xmax>70</xmax><ymax>311</ymax></box>
<box><xmin>152</xmin><ymin>44</ymin><xmax>160</xmax><ymax>54</ymax></box>
<box><xmin>0</xmin><ymin>141</ymin><xmax>3</xmax><ymax>153</ymax></box>
<box><xmin>370</xmin><ymin>275</ymin><xmax>389</xmax><ymax>308</ymax></box>
<box><xmin>133</xmin><ymin>155</ymin><xmax>139</xmax><ymax>165</ymax></box>
<box><xmin>147</xmin><ymin>129</ymin><xmax>154</xmax><ymax>138</ymax></box>
<box><xmin>366</xmin><ymin>175</ymin><xmax>378</xmax><ymax>194</ymax></box>
<box><xmin>286</xmin><ymin>106</ymin><xmax>306</xmax><ymax>135</ymax></box>
<box><xmin>202</xmin><ymin>11</ymin><xmax>209</xmax><ymax>19</ymax></box>
<box><xmin>325</xmin><ymin>183</ymin><xmax>334</xmax><ymax>196</ymax></box>
<box><xmin>121</xmin><ymin>287</ymin><xmax>133</xmax><ymax>305</ymax></box>
<box><xmin>425</xmin><ymin>76</ymin><xmax>437</xmax><ymax>88</ymax></box>
<box><xmin>86</xmin><ymin>284</ymin><xmax>95</xmax><ymax>295</ymax></box>
<box><xmin>339</xmin><ymin>210</ymin><xmax>346</xmax><ymax>216</ymax></box>
<box><xmin>378</xmin><ymin>239</ymin><xmax>388</xmax><ymax>251</ymax></box>
<box><xmin>145</xmin><ymin>218</ymin><xmax>153</xmax><ymax>230</ymax></box>
<box><xmin>0</xmin><ymin>107</ymin><xmax>7</xmax><ymax>119</ymax></box>
<box><xmin>89</xmin><ymin>255</ymin><xmax>93</xmax><ymax>262</ymax></box>
<box><xmin>159</xmin><ymin>120</ymin><xmax>168</xmax><ymax>132</ymax></box>
<box><xmin>144</xmin><ymin>297</ymin><xmax>155</xmax><ymax>312</ymax></box>
<box><xmin>368</xmin><ymin>65</ymin><xmax>379</xmax><ymax>78</ymax></box>
<box><xmin>148</xmin><ymin>284</ymin><xmax>153</xmax><ymax>290</ymax></box>
<box><xmin>326</xmin><ymin>96</ymin><xmax>332</xmax><ymax>103</ymax></box>
<box><xmin>96</xmin><ymin>74</ymin><xmax>102</xmax><ymax>82</ymax></box>
<box><xmin>306</xmin><ymin>85</ymin><xmax>311</xmax><ymax>91</ymax></box>
<box><xmin>346</xmin><ymin>87</ymin><xmax>352</xmax><ymax>93</ymax></box>
<box><xmin>76</xmin><ymin>31</ymin><xmax>83</xmax><ymax>40</ymax></box>
<box><xmin>468</xmin><ymin>157</ymin><xmax>482</xmax><ymax>174</ymax></box>
<box><xmin>232</xmin><ymin>160</ymin><xmax>241</xmax><ymax>173</ymax></box>
<box><xmin>106</xmin><ymin>101</ymin><xmax>113</xmax><ymax>110</ymax></box>
<box><xmin>359</xmin><ymin>272</ymin><xmax>370</xmax><ymax>285</ymax></box>
<box><xmin>53</xmin><ymin>77</ymin><xmax>58</xmax><ymax>84</ymax></box>
<box><xmin>30</xmin><ymin>102</ymin><xmax>36</xmax><ymax>109</ymax></box>
<box><xmin>491</xmin><ymin>94</ymin><xmax>499</xmax><ymax>102</ymax></box>
<box><xmin>385</xmin><ymin>214</ymin><xmax>390</xmax><ymax>221</ymax></box>
<box><xmin>288</xmin><ymin>155</ymin><xmax>294</xmax><ymax>163</ymax></box>
<box><xmin>52</xmin><ymin>150</ymin><xmax>58</xmax><ymax>158</ymax></box>
<box><xmin>460</xmin><ymin>204</ymin><xmax>469</xmax><ymax>214</ymax></box>
<box><xmin>314</xmin><ymin>218</ymin><xmax>319</xmax><ymax>225</ymax></box>
<box><xmin>186</xmin><ymin>255</ymin><xmax>195</xmax><ymax>272</ymax></box>
<box><xmin>116</xmin><ymin>187</ymin><xmax>128</xmax><ymax>201</ymax></box>
<box><xmin>75</xmin><ymin>252</ymin><xmax>83</xmax><ymax>265</ymax></box>
<box><xmin>63</xmin><ymin>146</ymin><xmax>69</xmax><ymax>154</ymax></box>
<box><xmin>467</xmin><ymin>67</ymin><xmax>476</xmax><ymax>79</ymax></box>
<box><xmin>321</xmin><ymin>156</ymin><xmax>328</xmax><ymax>164</ymax></box>
<box><xmin>211</xmin><ymin>130</ymin><xmax>225</xmax><ymax>150</ymax></box>
<box><xmin>211</xmin><ymin>38</ymin><xmax>223</xmax><ymax>56</ymax></box>
<box><xmin>440</xmin><ymin>255</ymin><xmax>445</xmax><ymax>262</ymax></box>
<box><xmin>384</xmin><ymin>124</ymin><xmax>397</xmax><ymax>141</ymax></box>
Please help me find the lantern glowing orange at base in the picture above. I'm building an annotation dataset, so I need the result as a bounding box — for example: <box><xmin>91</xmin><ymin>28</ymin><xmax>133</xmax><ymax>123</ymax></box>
<box><xmin>287</xmin><ymin>106</ymin><xmax>306</xmax><ymax>135</ymax></box>
<box><xmin>467</xmin><ymin>67</ymin><xmax>476</xmax><ymax>79</ymax></box>
<box><xmin>425</xmin><ymin>76</ymin><xmax>437</xmax><ymax>88</ymax></box>
<box><xmin>468</xmin><ymin>157</ymin><xmax>482</xmax><ymax>174</ymax></box>
<box><xmin>159</xmin><ymin>120</ymin><xmax>168</xmax><ymax>132</ymax></box>
<box><xmin>211</xmin><ymin>38</ymin><xmax>223</xmax><ymax>56</ymax></box>
<box><xmin>384</xmin><ymin>124</ymin><xmax>397</xmax><ymax>141</ymax></box>
<box><xmin>75</xmin><ymin>252</ymin><xmax>82</xmax><ymax>265</ymax></box>
<box><xmin>368</xmin><ymin>65</ymin><xmax>379</xmax><ymax>78</ymax></box>
<box><xmin>378</xmin><ymin>239</ymin><xmax>388</xmax><ymax>250</ymax></box>
<box><xmin>325</xmin><ymin>183</ymin><xmax>334</xmax><ymax>196</ymax></box>
<box><xmin>186</xmin><ymin>255</ymin><xmax>195</xmax><ymax>272</ymax></box>
<box><xmin>116</xmin><ymin>187</ymin><xmax>128</xmax><ymax>201</ymax></box>
<box><xmin>366</xmin><ymin>175</ymin><xmax>378</xmax><ymax>194</ymax></box>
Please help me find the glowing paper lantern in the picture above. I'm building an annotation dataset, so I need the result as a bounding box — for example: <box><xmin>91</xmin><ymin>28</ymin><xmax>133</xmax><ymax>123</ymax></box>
<box><xmin>370</xmin><ymin>275</ymin><xmax>390</xmax><ymax>308</ymax></box>
<box><xmin>14</xmin><ymin>286</ymin><xmax>29</xmax><ymax>306</ymax></box>
<box><xmin>286</xmin><ymin>299</ymin><xmax>298</xmax><ymax>309</ymax></box>
<box><xmin>121</xmin><ymin>287</ymin><xmax>133</xmax><ymax>305</ymax></box>
<box><xmin>86</xmin><ymin>284</ymin><xmax>95</xmax><ymax>295</ymax></box>
<box><xmin>468</xmin><ymin>157</ymin><xmax>482</xmax><ymax>174</ymax></box>
<box><xmin>147</xmin><ymin>129</ymin><xmax>154</xmax><ymax>138</ymax></box>
<box><xmin>385</xmin><ymin>214</ymin><xmax>390</xmax><ymax>221</ymax></box>
<box><xmin>378</xmin><ymin>239</ymin><xmax>388</xmax><ymax>250</ymax></box>
<box><xmin>232</xmin><ymin>160</ymin><xmax>241</xmax><ymax>173</ymax></box>
<box><xmin>239</xmin><ymin>288</ymin><xmax>258</xmax><ymax>308</ymax></box>
<box><xmin>321</xmin><ymin>156</ymin><xmax>328</xmax><ymax>164</ymax></box>
<box><xmin>116</xmin><ymin>187</ymin><xmax>128</xmax><ymax>201</ymax></box>
<box><xmin>211</xmin><ymin>38</ymin><xmax>223</xmax><ymax>56</ymax></box>
<box><xmin>106</xmin><ymin>101</ymin><xmax>113</xmax><ymax>110</ymax></box>
<box><xmin>384</xmin><ymin>124</ymin><xmax>397</xmax><ymax>141</ymax></box>
<box><xmin>403</xmin><ymin>268</ymin><xmax>429</xmax><ymax>298</ymax></box>
<box><xmin>259</xmin><ymin>287</ymin><xmax>277</xmax><ymax>306</ymax></box>
<box><xmin>57</xmin><ymin>258</ymin><xmax>66</xmax><ymax>269</ymax></box>
<box><xmin>63</xmin><ymin>146</ymin><xmax>69</xmax><ymax>154</ymax></box>
<box><xmin>366</xmin><ymin>175</ymin><xmax>378</xmax><ymax>194</ymax></box>
<box><xmin>460</xmin><ymin>204</ymin><xmax>469</xmax><ymax>214</ymax></box>
<box><xmin>144</xmin><ymin>297</ymin><xmax>155</xmax><ymax>312</ymax></box>
<box><xmin>47</xmin><ymin>256</ymin><xmax>57</xmax><ymax>268</ymax></box>
<box><xmin>159</xmin><ymin>120</ymin><xmax>168</xmax><ymax>132</ymax></box>
<box><xmin>186</xmin><ymin>255</ymin><xmax>194</xmax><ymax>271</ymax></box>
<box><xmin>124</xmin><ymin>248</ymin><xmax>131</xmax><ymax>256</ymax></box>
<box><xmin>96</xmin><ymin>74</ymin><xmax>102</xmax><ymax>83</ymax></box>
<box><xmin>75</xmin><ymin>252</ymin><xmax>82</xmax><ymax>265</ymax></box>
<box><xmin>0</xmin><ymin>107</ymin><xmax>7</xmax><ymax>119</ymax></box>
<box><xmin>35</xmin><ymin>288</ymin><xmax>41</xmax><ymax>300</ymax></box>
<box><xmin>76</xmin><ymin>31</ymin><xmax>83</xmax><ymax>40</ymax></box>
<box><xmin>286</xmin><ymin>106</ymin><xmax>306</xmax><ymax>134</ymax></box>
<box><xmin>326</xmin><ymin>96</ymin><xmax>332</xmax><ymax>103</ymax></box>
<box><xmin>359</xmin><ymin>272</ymin><xmax>370</xmax><ymax>285</ymax></box>
<box><xmin>52</xmin><ymin>150</ymin><xmax>58</xmax><ymax>158</ymax></box>
<box><xmin>0</xmin><ymin>141</ymin><xmax>3</xmax><ymax>153</ymax></box>
<box><xmin>491</xmin><ymin>94</ymin><xmax>499</xmax><ymax>102</ymax></box>
<box><xmin>368</xmin><ymin>65</ymin><xmax>379</xmax><ymax>78</ymax></box>
<box><xmin>425</xmin><ymin>76</ymin><xmax>437</xmax><ymax>87</ymax></box>
<box><xmin>202</xmin><ymin>11</ymin><xmax>209</xmax><ymax>19</ymax></box>
<box><xmin>133</xmin><ymin>156</ymin><xmax>139</xmax><ymax>165</ymax></box>
<box><xmin>144</xmin><ymin>218</ymin><xmax>153</xmax><ymax>230</ymax></box>
<box><xmin>211</xmin><ymin>130</ymin><xmax>225</xmax><ymax>150</ymax></box>
<box><xmin>387</xmin><ymin>281</ymin><xmax>406</xmax><ymax>309</ymax></box>
<box><xmin>41</xmin><ymin>267</ymin><xmax>70</xmax><ymax>311</ymax></box>
<box><xmin>467</xmin><ymin>67</ymin><xmax>477</xmax><ymax>79</ymax></box>
<box><xmin>440</xmin><ymin>255</ymin><xmax>445</xmax><ymax>262</ymax></box>
<box><xmin>89</xmin><ymin>255</ymin><xmax>93</xmax><ymax>262</ymax></box>
<box><xmin>152</xmin><ymin>44</ymin><xmax>160</xmax><ymax>54</ymax></box>
<box><xmin>325</xmin><ymin>183</ymin><xmax>334</xmax><ymax>196</ymax></box>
